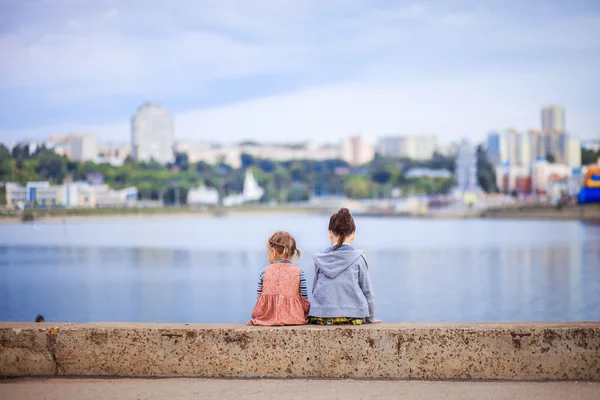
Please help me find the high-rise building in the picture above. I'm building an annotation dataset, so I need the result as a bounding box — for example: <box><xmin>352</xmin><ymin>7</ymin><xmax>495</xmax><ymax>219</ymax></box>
<box><xmin>486</xmin><ymin>132</ymin><xmax>502</xmax><ymax>166</ymax></box>
<box><xmin>376</xmin><ymin>135</ymin><xmax>437</xmax><ymax>160</ymax></box>
<box><xmin>516</xmin><ymin>132</ymin><xmax>531</xmax><ymax>168</ymax></box>
<box><xmin>341</xmin><ymin>135</ymin><xmax>375</xmax><ymax>166</ymax></box>
<box><xmin>541</xmin><ymin>105</ymin><xmax>565</xmax><ymax>133</ymax></box>
<box><xmin>455</xmin><ymin>139</ymin><xmax>478</xmax><ymax>192</ymax></box>
<box><xmin>566</xmin><ymin>137</ymin><xmax>582</xmax><ymax>168</ymax></box>
<box><xmin>505</xmin><ymin>128</ymin><xmax>519</xmax><ymax>166</ymax></box>
<box><xmin>528</xmin><ymin>130</ymin><xmax>545</xmax><ymax>161</ymax></box>
<box><xmin>131</xmin><ymin>103</ymin><xmax>174</xmax><ymax>164</ymax></box>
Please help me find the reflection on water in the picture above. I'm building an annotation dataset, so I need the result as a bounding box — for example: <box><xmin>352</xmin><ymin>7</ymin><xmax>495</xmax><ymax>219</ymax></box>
<box><xmin>1</xmin><ymin>239</ymin><xmax>599</xmax><ymax>323</ymax></box>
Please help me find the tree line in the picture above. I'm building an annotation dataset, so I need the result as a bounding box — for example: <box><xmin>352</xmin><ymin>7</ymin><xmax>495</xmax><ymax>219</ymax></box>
<box><xmin>0</xmin><ymin>142</ymin><xmax>505</xmax><ymax>205</ymax></box>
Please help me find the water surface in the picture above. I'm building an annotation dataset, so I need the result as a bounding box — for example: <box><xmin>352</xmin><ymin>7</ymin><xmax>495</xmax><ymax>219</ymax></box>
<box><xmin>1</xmin><ymin>215</ymin><xmax>598</xmax><ymax>323</ymax></box>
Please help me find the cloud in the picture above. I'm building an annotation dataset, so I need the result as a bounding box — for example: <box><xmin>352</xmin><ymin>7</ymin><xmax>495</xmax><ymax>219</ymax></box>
<box><xmin>0</xmin><ymin>0</ymin><xmax>599</xmax><ymax>143</ymax></box>
<box><xmin>4</xmin><ymin>65</ymin><xmax>597</xmax><ymax>146</ymax></box>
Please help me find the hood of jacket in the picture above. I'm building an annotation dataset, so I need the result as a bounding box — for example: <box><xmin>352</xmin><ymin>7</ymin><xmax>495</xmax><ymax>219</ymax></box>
<box><xmin>313</xmin><ymin>247</ymin><xmax>365</xmax><ymax>279</ymax></box>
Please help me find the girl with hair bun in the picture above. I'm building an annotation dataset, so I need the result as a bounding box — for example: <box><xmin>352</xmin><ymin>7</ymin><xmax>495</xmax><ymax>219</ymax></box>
<box><xmin>309</xmin><ymin>208</ymin><xmax>379</xmax><ymax>325</ymax></box>
<box><xmin>248</xmin><ymin>231</ymin><xmax>310</xmax><ymax>326</ymax></box>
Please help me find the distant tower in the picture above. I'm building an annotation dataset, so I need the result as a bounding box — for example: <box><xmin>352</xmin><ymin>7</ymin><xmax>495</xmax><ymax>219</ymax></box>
<box><xmin>455</xmin><ymin>139</ymin><xmax>478</xmax><ymax>192</ymax></box>
<box><xmin>131</xmin><ymin>103</ymin><xmax>174</xmax><ymax>164</ymax></box>
<box><xmin>242</xmin><ymin>169</ymin><xmax>265</xmax><ymax>201</ymax></box>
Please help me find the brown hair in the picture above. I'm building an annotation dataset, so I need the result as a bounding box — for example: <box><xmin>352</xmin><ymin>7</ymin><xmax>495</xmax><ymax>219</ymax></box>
<box><xmin>329</xmin><ymin>208</ymin><xmax>356</xmax><ymax>250</ymax></box>
<box><xmin>267</xmin><ymin>231</ymin><xmax>302</xmax><ymax>261</ymax></box>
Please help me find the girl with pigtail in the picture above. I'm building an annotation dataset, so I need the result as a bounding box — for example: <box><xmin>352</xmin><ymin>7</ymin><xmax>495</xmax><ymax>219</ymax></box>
<box><xmin>248</xmin><ymin>231</ymin><xmax>310</xmax><ymax>326</ymax></box>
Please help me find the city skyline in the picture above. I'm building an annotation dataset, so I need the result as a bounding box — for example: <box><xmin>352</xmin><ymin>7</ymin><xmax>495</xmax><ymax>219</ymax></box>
<box><xmin>1</xmin><ymin>1</ymin><xmax>599</xmax><ymax>144</ymax></box>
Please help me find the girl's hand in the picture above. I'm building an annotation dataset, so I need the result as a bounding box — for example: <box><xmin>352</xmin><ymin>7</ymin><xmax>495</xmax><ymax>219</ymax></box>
<box><xmin>372</xmin><ymin>319</ymin><xmax>382</xmax><ymax>324</ymax></box>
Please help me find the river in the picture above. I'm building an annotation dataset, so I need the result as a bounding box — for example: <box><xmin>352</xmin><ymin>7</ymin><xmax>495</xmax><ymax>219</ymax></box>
<box><xmin>1</xmin><ymin>215</ymin><xmax>599</xmax><ymax>323</ymax></box>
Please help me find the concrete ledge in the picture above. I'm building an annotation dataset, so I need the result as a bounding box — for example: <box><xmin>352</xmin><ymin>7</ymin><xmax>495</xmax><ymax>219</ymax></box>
<box><xmin>1</xmin><ymin>322</ymin><xmax>599</xmax><ymax>380</ymax></box>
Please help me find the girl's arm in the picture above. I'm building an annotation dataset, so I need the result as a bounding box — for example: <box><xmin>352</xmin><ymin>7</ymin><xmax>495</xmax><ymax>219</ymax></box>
<box><xmin>256</xmin><ymin>270</ymin><xmax>265</xmax><ymax>298</ymax></box>
<box><xmin>299</xmin><ymin>270</ymin><xmax>308</xmax><ymax>299</ymax></box>
<box><xmin>358</xmin><ymin>255</ymin><xmax>375</xmax><ymax>322</ymax></box>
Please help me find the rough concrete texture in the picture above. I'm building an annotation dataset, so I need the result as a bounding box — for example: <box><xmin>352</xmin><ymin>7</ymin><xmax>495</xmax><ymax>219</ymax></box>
<box><xmin>2</xmin><ymin>378</ymin><xmax>600</xmax><ymax>400</ymax></box>
<box><xmin>1</xmin><ymin>322</ymin><xmax>599</xmax><ymax>380</ymax></box>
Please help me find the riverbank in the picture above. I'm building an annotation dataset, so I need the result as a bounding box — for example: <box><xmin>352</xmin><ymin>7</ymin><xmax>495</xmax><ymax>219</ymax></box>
<box><xmin>1</xmin><ymin>204</ymin><xmax>599</xmax><ymax>224</ymax></box>
<box><xmin>0</xmin><ymin>205</ymin><xmax>323</xmax><ymax>224</ymax></box>
<box><xmin>481</xmin><ymin>204</ymin><xmax>600</xmax><ymax>221</ymax></box>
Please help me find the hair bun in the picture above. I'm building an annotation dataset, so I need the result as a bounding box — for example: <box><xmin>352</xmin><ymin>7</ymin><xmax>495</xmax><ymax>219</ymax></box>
<box><xmin>339</xmin><ymin>207</ymin><xmax>350</xmax><ymax>215</ymax></box>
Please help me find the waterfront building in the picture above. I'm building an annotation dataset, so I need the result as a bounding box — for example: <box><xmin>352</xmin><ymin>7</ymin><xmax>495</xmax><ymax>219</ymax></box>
<box><xmin>187</xmin><ymin>186</ymin><xmax>220</xmax><ymax>205</ymax></box>
<box><xmin>531</xmin><ymin>158</ymin><xmax>572</xmax><ymax>194</ymax></box>
<box><xmin>5</xmin><ymin>181</ymin><xmax>59</xmax><ymax>208</ymax></box>
<box><xmin>5</xmin><ymin>181</ymin><xmax>137</xmax><ymax>209</ymax></box>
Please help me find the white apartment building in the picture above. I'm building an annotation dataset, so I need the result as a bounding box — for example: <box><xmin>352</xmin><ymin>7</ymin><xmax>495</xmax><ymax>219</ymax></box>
<box><xmin>516</xmin><ymin>131</ymin><xmax>531</xmax><ymax>168</ymax></box>
<box><xmin>340</xmin><ymin>135</ymin><xmax>375</xmax><ymax>166</ymax></box>
<box><xmin>176</xmin><ymin>141</ymin><xmax>342</xmax><ymax>168</ymax></box>
<box><xmin>46</xmin><ymin>134</ymin><xmax>98</xmax><ymax>162</ymax></box>
<box><xmin>377</xmin><ymin>135</ymin><xmax>437</xmax><ymax>160</ymax></box>
<box><xmin>488</xmin><ymin>130</ymin><xmax>537</xmax><ymax>168</ymax></box>
<box><xmin>236</xmin><ymin>142</ymin><xmax>340</xmax><ymax>162</ymax></box>
<box><xmin>131</xmin><ymin>103</ymin><xmax>174</xmax><ymax>164</ymax></box>
<box><xmin>69</xmin><ymin>134</ymin><xmax>98</xmax><ymax>162</ymax></box>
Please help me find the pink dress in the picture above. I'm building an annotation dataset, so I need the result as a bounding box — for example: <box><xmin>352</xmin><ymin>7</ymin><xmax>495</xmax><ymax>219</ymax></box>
<box><xmin>249</xmin><ymin>263</ymin><xmax>310</xmax><ymax>326</ymax></box>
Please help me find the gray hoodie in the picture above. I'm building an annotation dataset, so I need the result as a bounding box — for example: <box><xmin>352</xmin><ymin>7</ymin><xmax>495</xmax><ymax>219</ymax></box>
<box><xmin>310</xmin><ymin>244</ymin><xmax>375</xmax><ymax>322</ymax></box>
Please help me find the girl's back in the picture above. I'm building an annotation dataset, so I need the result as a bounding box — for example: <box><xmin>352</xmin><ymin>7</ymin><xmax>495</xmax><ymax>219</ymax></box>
<box><xmin>250</xmin><ymin>261</ymin><xmax>309</xmax><ymax>325</ymax></box>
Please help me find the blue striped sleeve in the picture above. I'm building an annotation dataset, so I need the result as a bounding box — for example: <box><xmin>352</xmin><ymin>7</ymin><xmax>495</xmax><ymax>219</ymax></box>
<box><xmin>299</xmin><ymin>270</ymin><xmax>308</xmax><ymax>299</ymax></box>
<box><xmin>257</xmin><ymin>270</ymin><xmax>265</xmax><ymax>298</ymax></box>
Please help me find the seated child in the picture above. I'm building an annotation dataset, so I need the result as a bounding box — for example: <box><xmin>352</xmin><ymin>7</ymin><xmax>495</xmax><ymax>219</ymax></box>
<box><xmin>248</xmin><ymin>231</ymin><xmax>310</xmax><ymax>326</ymax></box>
<box><xmin>309</xmin><ymin>208</ymin><xmax>378</xmax><ymax>325</ymax></box>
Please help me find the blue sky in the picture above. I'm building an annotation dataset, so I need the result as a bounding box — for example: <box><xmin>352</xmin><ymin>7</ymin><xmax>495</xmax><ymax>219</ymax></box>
<box><xmin>0</xmin><ymin>0</ymin><xmax>599</xmax><ymax>145</ymax></box>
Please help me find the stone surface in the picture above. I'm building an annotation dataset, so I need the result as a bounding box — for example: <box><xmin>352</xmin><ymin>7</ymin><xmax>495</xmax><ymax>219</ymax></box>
<box><xmin>0</xmin><ymin>322</ymin><xmax>599</xmax><ymax>380</ymax></box>
<box><xmin>2</xmin><ymin>378</ymin><xmax>600</xmax><ymax>400</ymax></box>
<box><xmin>0</xmin><ymin>326</ymin><xmax>56</xmax><ymax>377</ymax></box>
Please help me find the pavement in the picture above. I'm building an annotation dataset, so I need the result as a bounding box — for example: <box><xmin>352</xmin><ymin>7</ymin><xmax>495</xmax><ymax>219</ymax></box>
<box><xmin>1</xmin><ymin>378</ymin><xmax>599</xmax><ymax>400</ymax></box>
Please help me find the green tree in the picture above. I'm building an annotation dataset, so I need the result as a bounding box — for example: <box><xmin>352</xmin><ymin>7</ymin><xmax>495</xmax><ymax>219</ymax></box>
<box><xmin>173</xmin><ymin>152</ymin><xmax>189</xmax><ymax>171</ymax></box>
<box><xmin>582</xmin><ymin>148</ymin><xmax>600</xmax><ymax>165</ymax></box>
<box><xmin>476</xmin><ymin>145</ymin><xmax>498</xmax><ymax>193</ymax></box>
<box><xmin>0</xmin><ymin>144</ymin><xmax>15</xmax><ymax>181</ymax></box>
<box><xmin>35</xmin><ymin>149</ymin><xmax>67</xmax><ymax>183</ymax></box>
<box><xmin>344</xmin><ymin>176</ymin><xmax>370</xmax><ymax>198</ymax></box>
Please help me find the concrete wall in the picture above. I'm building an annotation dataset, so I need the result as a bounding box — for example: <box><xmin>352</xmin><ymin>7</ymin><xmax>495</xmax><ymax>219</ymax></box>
<box><xmin>1</xmin><ymin>322</ymin><xmax>599</xmax><ymax>380</ymax></box>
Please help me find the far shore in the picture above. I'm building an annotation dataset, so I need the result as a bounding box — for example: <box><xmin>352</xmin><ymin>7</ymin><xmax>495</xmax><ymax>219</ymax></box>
<box><xmin>0</xmin><ymin>206</ymin><xmax>324</xmax><ymax>224</ymax></box>
<box><xmin>1</xmin><ymin>203</ymin><xmax>599</xmax><ymax>223</ymax></box>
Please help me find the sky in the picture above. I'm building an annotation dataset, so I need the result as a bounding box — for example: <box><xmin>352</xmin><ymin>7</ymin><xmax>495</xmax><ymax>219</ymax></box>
<box><xmin>0</xmin><ymin>0</ymin><xmax>599</xmax><ymax>146</ymax></box>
